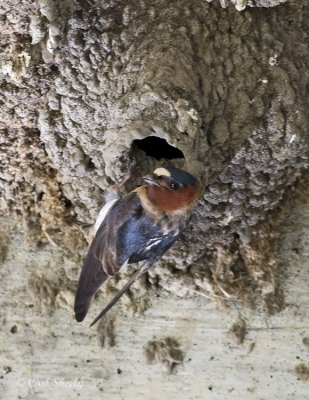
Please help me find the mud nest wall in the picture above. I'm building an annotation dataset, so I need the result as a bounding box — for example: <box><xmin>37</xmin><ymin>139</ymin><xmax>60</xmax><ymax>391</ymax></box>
<box><xmin>0</xmin><ymin>0</ymin><xmax>309</xmax><ymax>311</ymax></box>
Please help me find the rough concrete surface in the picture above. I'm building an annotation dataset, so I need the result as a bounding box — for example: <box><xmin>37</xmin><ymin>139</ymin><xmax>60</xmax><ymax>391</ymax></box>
<box><xmin>0</xmin><ymin>0</ymin><xmax>309</xmax><ymax>399</ymax></box>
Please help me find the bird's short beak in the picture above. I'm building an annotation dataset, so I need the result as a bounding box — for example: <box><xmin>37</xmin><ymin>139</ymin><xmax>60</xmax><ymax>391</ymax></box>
<box><xmin>142</xmin><ymin>174</ymin><xmax>160</xmax><ymax>186</ymax></box>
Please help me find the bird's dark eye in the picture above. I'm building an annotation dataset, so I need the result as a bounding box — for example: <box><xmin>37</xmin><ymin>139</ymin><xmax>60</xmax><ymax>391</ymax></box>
<box><xmin>170</xmin><ymin>182</ymin><xmax>177</xmax><ymax>189</ymax></box>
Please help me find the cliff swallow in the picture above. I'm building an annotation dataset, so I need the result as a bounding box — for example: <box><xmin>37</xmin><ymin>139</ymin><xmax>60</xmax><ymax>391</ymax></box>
<box><xmin>74</xmin><ymin>165</ymin><xmax>201</xmax><ymax>326</ymax></box>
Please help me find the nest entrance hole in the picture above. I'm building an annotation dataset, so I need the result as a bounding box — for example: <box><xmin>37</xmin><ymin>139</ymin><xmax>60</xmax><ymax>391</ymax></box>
<box><xmin>132</xmin><ymin>136</ymin><xmax>184</xmax><ymax>160</ymax></box>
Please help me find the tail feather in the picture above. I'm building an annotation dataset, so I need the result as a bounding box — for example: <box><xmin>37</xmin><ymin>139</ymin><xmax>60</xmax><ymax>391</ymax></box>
<box><xmin>89</xmin><ymin>268</ymin><xmax>142</xmax><ymax>327</ymax></box>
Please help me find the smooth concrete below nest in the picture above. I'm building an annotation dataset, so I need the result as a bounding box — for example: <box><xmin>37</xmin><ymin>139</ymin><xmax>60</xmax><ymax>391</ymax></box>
<box><xmin>0</xmin><ymin>247</ymin><xmax>308</xmax><ymax>398</ymax></box>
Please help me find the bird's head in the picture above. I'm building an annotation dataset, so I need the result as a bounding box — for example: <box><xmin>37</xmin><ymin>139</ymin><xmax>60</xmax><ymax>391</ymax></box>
<box><xmin>142</xmin><ymin>165</ymin><xmax>201</xmax><ymax>212</ymax></box>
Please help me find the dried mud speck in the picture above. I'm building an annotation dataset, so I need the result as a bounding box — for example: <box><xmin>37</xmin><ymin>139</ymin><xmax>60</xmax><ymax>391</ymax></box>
<box><xmin>27</xmin><ymin>273</ymin><xmax>59</xmax><ymax>308</ymax></box>
<box><xmin>10</xmin><ymin>325</ymin><xmax>17</xmax><ymax>334</ymax></box>
<box><xmin>97</xmin><ymin>314</ymin><xmax>116</xmax><ymax>348</ymax></box>
<box><xmin>144</xmin><ymin>337</ymin><xmax>184</xmax><ymax>374</ymax></box>
<box><xmin>295</xmin><ymin>364</ymin><xmax>309</xmax><ymax>381</ymax></box>
<box><xmin>302</xmin><ymin>337</ymin><xmax>309</xmax><ymax>347</ymax></box>
<box><xmin>228</xmin><ymin>315</ymin><xmax>247</xmax><ymax>345</ymax></box>
<box><xmin>0</xmin><ymin>232</ymin><xmax>9</xmax><ymax>264</ymax></box>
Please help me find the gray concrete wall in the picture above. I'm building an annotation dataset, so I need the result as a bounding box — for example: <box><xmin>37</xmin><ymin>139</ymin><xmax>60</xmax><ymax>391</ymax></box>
<box><xmin>0</xmin><ymin>0</ymin><xmax>308</xmax><ymax>399</ymax></box>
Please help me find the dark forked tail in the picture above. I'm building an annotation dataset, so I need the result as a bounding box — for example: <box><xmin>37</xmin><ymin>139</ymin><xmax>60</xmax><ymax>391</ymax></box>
<box><xmin>89</xmin><ymin>268</ymin><xmax>143</xmax><ymax>327</ymax></box>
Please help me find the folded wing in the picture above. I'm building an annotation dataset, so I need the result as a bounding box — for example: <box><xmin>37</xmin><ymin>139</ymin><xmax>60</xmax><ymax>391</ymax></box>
<box><xmin>74</xmin><ymin>193</ymin><xmax>141</xmax><ymax>322</ymax></box>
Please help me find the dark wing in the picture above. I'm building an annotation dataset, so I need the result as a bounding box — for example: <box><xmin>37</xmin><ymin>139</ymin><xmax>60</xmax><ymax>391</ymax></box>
<box><xmin>89</xmin><ymin>220</ymin><xmax>183</xmax><ymax>327</ymax></box>
<box><xmin>74</xmin><ymin>192</ymin><xmax>142</xmax><ymax>322</ymax></box>
<box><xmin>74</xmin><ymin>238</ymin><xmax>109</xmax><ymax>322</ymax></box>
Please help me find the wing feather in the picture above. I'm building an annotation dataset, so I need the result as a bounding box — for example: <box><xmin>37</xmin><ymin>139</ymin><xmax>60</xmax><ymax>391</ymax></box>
<box><xmin>74</xmin><ymin>192</ymin><xmax>142</xmax><ymax>322</ymax></box>
<box><xmin>74</xmin><ymin>239</ymin><xmax>109</xmax><ymax>322</ymax></box>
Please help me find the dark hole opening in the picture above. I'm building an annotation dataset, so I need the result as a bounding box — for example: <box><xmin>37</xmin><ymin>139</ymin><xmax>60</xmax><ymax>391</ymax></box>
<box><xmin>133</xmin><ymin>136</ymin><xmax>184</xmax><ymax>160</ymax></box>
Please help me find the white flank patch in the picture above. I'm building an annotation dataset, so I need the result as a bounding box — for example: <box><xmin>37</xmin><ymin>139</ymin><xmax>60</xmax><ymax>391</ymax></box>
<box><xmin>93</xmin><ymin>198</ymin><xmax>118</xmax><ymax>234</ymax></box>
<box><xmin>145</xmin><ymin>238</ymin><xmax>162</xmax><ymax>251</ymax></box>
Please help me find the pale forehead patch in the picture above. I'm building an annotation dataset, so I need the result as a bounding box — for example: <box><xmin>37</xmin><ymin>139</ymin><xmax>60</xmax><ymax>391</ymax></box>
<box><xmin>153</xmin><ymin>167</ymin><xmax>171</xmax><ymax>177</ymax></box>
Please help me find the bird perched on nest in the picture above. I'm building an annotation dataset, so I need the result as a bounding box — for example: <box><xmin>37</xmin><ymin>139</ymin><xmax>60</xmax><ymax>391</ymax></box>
<box><xmin>74</xmin><ymin>164</ymin><xmax>201</xmax><ymax>327</ymax></box>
